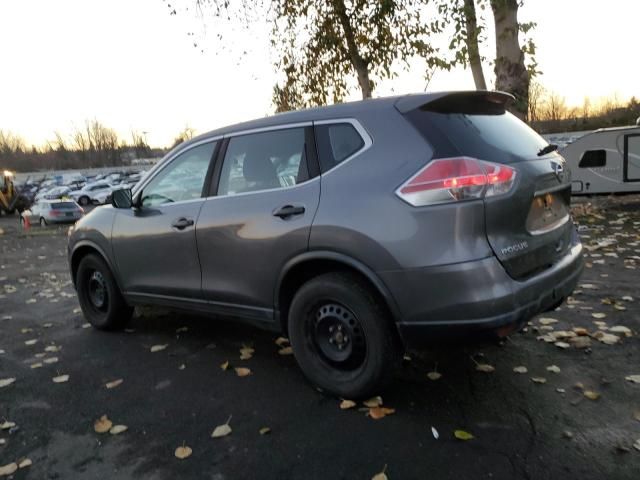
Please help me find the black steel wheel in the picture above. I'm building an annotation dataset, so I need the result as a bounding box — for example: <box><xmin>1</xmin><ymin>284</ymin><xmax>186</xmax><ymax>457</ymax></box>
<box><xmin>288</xmin><ymin>272</ymin><xmax>401</xmax><ymax>398</ymax></box>
<box><xmin>76</xmin><ymin>253</ymin><xmax>133</xmax><ymax>330</ymax></box>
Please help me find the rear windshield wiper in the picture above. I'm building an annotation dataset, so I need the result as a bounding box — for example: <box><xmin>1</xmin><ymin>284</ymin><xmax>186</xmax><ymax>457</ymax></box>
<box><xmin>537</xmin><ymin>144</ymin><xmax>558</xmax><ymax>156</ymax></box>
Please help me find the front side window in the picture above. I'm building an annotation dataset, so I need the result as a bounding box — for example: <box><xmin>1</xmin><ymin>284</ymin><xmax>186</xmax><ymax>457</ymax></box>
<box><xmin>141</xmin><ymin>142</ymin><xmax>216</xmax><ymax>207</ymax></box>
<box><xmin>217</xmin><ymin>128</ymin><xmax>307</xmax><ymax>196</ymax></box>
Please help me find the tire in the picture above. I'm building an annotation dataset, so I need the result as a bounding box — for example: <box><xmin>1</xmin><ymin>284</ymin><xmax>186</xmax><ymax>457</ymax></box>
<box><xmin>39</xmin><ymin>217</ymin><xmax>47</xmax><ymax>227</ymax></box>
<box><xmin>76</xmin><ymin>254</ymin><xmax>133</xmax><ymax>330</ymax></box>
<box><xmin>288</xmin><ymin>272</ymin><xmax>401</xmax><ymax>398</ymax></box>
<box><xmin>79</xmin><ymin>196</ymin><xmax>90</xmax><ymax>206</ymax></box>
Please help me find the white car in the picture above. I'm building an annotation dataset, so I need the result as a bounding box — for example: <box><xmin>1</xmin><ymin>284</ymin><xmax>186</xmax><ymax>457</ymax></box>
<box><xmin>35</xmin><ymin>186</ymin><xmax>71</xmax><ymax>201</ymax></box>
<box><xmin>69</xmin><ymin>182</ymin><xmax>113</xmax><ymax>206</ymax></box>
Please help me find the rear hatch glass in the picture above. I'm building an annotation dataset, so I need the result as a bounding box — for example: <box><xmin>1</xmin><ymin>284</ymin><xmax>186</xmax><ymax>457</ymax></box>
<box><xmin>403</xmin><ymin>93</ymin><xmax>573</xmax><ymax>279</ymax></box>
<box><xmin>51</xmin><ymin>202</ymin><xmax>77</xmax><ymax>210</ymax></box>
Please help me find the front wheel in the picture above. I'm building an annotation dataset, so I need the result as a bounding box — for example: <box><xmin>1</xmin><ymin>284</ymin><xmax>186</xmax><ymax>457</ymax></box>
<box><xmin>288</xmin><ymin>272</ymin><xmax>401</xmax><ymax>398</ymax></box>
<box><xmin>76</xmin><ymin>254</ymin><xmax>133</xmax><ymax>330</ymax></box>
<box><xmin>78</xmin><ymin>196</ymin><xmax>90</xmax><ymax>206</ymax></box>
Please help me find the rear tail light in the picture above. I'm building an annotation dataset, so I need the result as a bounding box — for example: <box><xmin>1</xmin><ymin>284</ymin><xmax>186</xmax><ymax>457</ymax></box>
<box><xmin>395</xmin><ymin>157</ymin><xmax>516</xmax><ymax>206</ymax></box>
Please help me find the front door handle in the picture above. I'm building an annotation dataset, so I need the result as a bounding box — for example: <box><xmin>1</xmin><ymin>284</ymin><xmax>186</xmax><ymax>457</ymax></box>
<box><xmin>171</xmin><ymin>217</ymin><xmax>195</xmax><ymax>230</ymax></box>
<box><xmin>273</xmin><ymin>205</ymin><xmax>305</xmax><ymax>219</ymax></box>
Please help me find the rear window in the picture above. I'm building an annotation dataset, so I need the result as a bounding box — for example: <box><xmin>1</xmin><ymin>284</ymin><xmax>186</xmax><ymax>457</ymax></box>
<box><xmin>315</xmin><ymin>123</ymin><xmax>365</xmax><ymax>173</ymax></box>
<box><xmin>405</xmin><ymin>105</ymin><xmax>549</xmax><ymax>163</ymax></box>
<box><xmin>51</xmin><ymin>202</ymin><xmax>77</xmax><ymax>210</ymax></box>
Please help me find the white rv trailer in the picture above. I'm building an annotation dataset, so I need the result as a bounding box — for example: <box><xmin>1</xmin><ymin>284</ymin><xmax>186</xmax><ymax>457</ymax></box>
<box><xmin>560</xmin><ymin>124</ymin><xmax>640</xmax><ymax>194</ymax></box>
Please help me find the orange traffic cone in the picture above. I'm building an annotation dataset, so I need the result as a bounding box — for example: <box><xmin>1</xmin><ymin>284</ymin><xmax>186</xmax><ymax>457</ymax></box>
<box><xmin>22</xmin><ymin>215</ymin><xmax>30</xmax><ymax>230</ymax></box>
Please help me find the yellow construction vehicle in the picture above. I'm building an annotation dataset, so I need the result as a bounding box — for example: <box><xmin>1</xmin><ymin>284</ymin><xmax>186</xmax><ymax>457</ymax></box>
<box><xmin>0</xmin><ymin>170</ymin><xmax>26</xmax><ymax>215</ymax></box>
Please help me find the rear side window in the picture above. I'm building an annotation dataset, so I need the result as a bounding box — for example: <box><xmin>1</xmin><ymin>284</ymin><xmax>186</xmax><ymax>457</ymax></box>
<box><xmin>217</xmin><ymin>128</ymin><xmax>308</xmax><ymax>196</ymax></box>
<box><xmin>405</xmin><ymin>105</ymin><xmax>549</xmax><ymax>163</ymax></box>
<box><xmin>579</xmin><ymin>150</ymin><xmax>606</xmax><ymax>168</ymax></box>
<box><xmin>315</xmin><ymin>123</ymin><xmax>365</xmax><ymax>173</ymax></box>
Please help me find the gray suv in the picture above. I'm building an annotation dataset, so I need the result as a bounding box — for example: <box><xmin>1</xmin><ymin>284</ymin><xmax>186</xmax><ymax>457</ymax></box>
<box><xmin>68</xmin><ymin>91</ymin><xmax>583</xmax><ymax>397</ymax></box>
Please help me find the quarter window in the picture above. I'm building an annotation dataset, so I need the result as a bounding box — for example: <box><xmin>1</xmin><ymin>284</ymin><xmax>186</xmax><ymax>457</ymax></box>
<box><xmin>579</xmin><ymin>150</ymin><xmax>606</xmax><ymax>168</ymax></box>
<box><xmin>315</xmin><ymin>123</ymin><xmax>365</xmax><ymax>173</ymax></box>
<box><xmin>217</xmin><ymin>128</ymin><xmax>307</xmax><ymax>196</ymax></box>
<box><xmin>141</xmin><ymin>142</ymin><xmax>216</xmax><ymax>207</ymax></box>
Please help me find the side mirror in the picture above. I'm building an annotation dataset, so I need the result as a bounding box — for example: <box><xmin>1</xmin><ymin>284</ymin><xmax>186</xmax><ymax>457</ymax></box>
<box><xmin>111</xmin><ymin>188</ymin><xmax>133</xmax><ymax>209</ymax></box>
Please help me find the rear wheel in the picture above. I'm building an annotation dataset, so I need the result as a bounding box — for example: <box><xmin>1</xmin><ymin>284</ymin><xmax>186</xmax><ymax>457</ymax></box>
<box><xmin>76</xmin><ymin>254</ymin><xmax>133</xmax><ymax>330</ymax></box>
<box><xmin>79</xmin><ymin>196</ymin><xmax>90</xmax><ymax>206</ymax></box>
<box><xmin>288</xmin><ymin>272</ymin><xmax>401</xmax><ymax>398</ymax></box>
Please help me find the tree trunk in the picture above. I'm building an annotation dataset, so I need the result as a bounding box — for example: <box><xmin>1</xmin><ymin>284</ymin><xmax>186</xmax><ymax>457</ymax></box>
<box><xmin>463</xmin><ymin>0</ymin><xmax>486</xmax><ymax>90</ymax></box>
<box><xmin>333</xmin><ymin>0</ymin><xmax>373</xmax><ymax>99</ymax></box>
<box><xmin>490</xmin><ymin>0</ymin><xmax>529</xmax><ymax>119</ymax></box>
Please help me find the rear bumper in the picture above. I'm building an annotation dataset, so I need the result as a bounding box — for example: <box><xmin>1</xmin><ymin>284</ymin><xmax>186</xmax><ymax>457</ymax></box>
<box><xmin>379</xmin><ymin>235</ymin><xmax>583</xmax><ymax>348</ymax></box>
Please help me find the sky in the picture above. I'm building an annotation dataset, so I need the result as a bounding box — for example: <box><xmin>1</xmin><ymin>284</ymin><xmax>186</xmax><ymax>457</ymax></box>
<box><xmin>0</xmin><ymin>0</ymin><xmax>638</xmax><ymax>148</ymax></box>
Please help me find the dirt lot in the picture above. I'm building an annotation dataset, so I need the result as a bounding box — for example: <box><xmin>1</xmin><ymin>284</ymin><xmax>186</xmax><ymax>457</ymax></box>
<box><xmin>1</xmin><ymin>197</ymin><xmax>639</xmax><ymax>479</ymax></box>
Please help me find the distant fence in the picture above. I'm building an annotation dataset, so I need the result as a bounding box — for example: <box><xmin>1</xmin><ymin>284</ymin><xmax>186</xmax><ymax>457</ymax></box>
<box><xmin>13</xmin><ymin>158</ymin><xmax>160</xmax><ymax>184</ymax></box>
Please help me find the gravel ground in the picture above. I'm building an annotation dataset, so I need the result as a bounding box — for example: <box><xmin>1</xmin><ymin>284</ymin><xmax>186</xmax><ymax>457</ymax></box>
<box><xmin>0</xmin><ymin>197</ymin><xmax>639</xmax><ymax>479</ymax></box>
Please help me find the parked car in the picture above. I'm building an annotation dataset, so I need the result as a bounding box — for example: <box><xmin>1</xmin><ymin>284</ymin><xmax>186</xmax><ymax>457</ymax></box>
<box><xmin>22</xmin><ymin>199</ymin><xmax>84</xmax><ymax>226</ymax></box>
<box><xmin>68</xmin><ymin>182</ymin><xmax>113</xmax><ymax>206</ymax></box>
<box><xmin>68</xmin><ymin>91</ymin><xmax>584</xmax><ymax>397</ymax></box>
<box><xmin>35</xmin><ymin>186</ymin><xmax>71</xmax><ymax>201</ymax></box>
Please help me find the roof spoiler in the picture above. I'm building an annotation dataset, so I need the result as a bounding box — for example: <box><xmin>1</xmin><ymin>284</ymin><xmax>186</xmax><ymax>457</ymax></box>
<box><xmin>395</xmin><ymin>90</ymin><xmax>515</xmax><ymax>114</ymax></box>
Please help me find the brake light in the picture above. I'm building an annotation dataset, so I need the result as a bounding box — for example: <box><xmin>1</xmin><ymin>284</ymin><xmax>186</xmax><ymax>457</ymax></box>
<box><xmin>396</xmin><ymin>157</ymin><xmax>516</xmax><ymax>206</ymax></box>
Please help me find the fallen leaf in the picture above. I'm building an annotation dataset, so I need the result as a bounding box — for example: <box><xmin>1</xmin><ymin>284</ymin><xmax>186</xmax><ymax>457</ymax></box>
<box><xmin>175</xmin><ymin>326</ymin><xmax>188</xmax><ymax>333</ymax></box>
<box><xmin>584</xmin><ymin>390</ymin><xmax>600</xmax><ymax>400</ymax></box>
<box><xmin>609</xmin><ymin>326</ymin><xmax>632</xmax><ymax>336</ymax></box>
<box><xmin>539</xmin><ymin>317</ymin><xmax>558</xmax><ymax>325</ymax></box>
<box><xmin>0</xmin><ymin>421</ymin><xmax>16</xmax><ymax>430</ymax></box>
<box><xmin>17</xmin><ymin>458</ymin><xmax>31</xmax><ymax>469</ymax></box>
<box><xmin>454</xmin><ymin>430</ymin><xmax>474</xmax><ymax>441</ymax></box>
<box><xmin>531</xmin><ymin>377</ymin><xmax>547</xmax><ymax>384</ymax></box>
<box><xmin>371</xmin><ymin>465</ymin><xmax>388</xmax><ymax>480</ymax></box>
<box><xmin>43</xmin><ymin>357</ymin><xmax>58</xmax><ymax>364</ymax></box>
<box><xmin>554</xmin><ymin>341</ymin><xmax>571</xmax><ymax>349</ymax></box>
<box><xmin>94</xmin><ymin>415</ymin><xmax>113</xmax><ymax>433</ymax></box>
<box><xmin>546</xmin><ymin>365</ymin><xmax>561</xmax><ymax>374</ymax></box>
<box><xmin>44</xmin><ymin>345</ymin><xmax>60</xmax><ymax>353</ymax></box>
<box><xmin>368</xmin><ymin>407</ymin><xmax>395</xmax><ymax>420</ymax></box>
<box><xmin>235</xmin><ymin>367</ymin><xmax>252</xmax><ymax>377</ymax></box>
<box><xmin>572</xmin><ymin>327</ymin><xmax>589</xmax><ymax>336</ymax></box>
<box><xmin>427</xmin><ymin>371</ymin><xmax>442</xmax><ymax>381</ymax></box>
<box><xmin>52</xmin><ymin>374</ymin><xmax>69</xmax><ymax>383</ymax></box>
<box><xmin>591</xmin><ymin>312</ymin><xmax>607</xmax><ymax>319</ymax></box>
<box><xmin>178</xmin><ymin>364</ymin><xmax>186</xmax><ymax>370</ymax></box>
<box><xmin>340</xmin><ymin>399</ymin><xmax>357</xmax><ymax>410</ymax></box>
<box><xmin>278</xmin><ymin>346</ymin><xmax>294</xmax><ymax>355</ymax></box>
<box><xmin>220</xmin><ymin>361</ymin><xmax>229</xmax><ymax>371</ymax></box>
<box><xmin>239</xmin><ymin>346</ymin><xmax>254</xmax><ymax>360</ymax></box>
<box><xmin>0</xmin><ymin>463</ymin><xmax>18</xmax><ymax>476</ymax></box>
<box><xmin>634</xmin><ymin>439</ymin><xmax>640</xmax><ymax>452</ymax></box>
<box><xmin>622</xmin><ymin>295</ymin><xmax>634</xmax><ymax>302</ymax></box>
<box><xmin>431</xmin><ymin>426</ymin><xmax>439</xmax><ymax>439</ymax></box>
<box><xmin>625</xmin><ymin>375</ymin><xmax>640</xmax><ymax>384</ymax></box>
<box><xmin>569</xmin><ymin>336</ymin><xmax>592</xmax><ymax>349</ymax></box>
<box><xmin>109</xmin><ymin>425</ymin><xmax>128</xmax><ymax>435</ymax></box>
<box><xmin>174</xmin><ymin>445</ymin><xmax>192</xmax><ymax>459</ymax></box>
<box><xmin>211</xmin><ymin>416</ymin><xmax>233</xmax><ymax>438</ymax></box>
<box><xmin>259</xmin><ymin>427</ymin><xmax>271</xmax><ymax>435</ymax></box>
<box><xmin>275</xmin><ymin>337</ymin><xmax>289</xmax><ymax>346</ymax></box>
<box><xmin>24</xmin><ymin>339</ymin><xmax>38</xmax><ymax>346</ymax></box>
<box><xmin>513</xmin><ymin>366</ymin><xmax>528</xmax><ymax>374</ymax></box>
<box><xmin>150</xmin><ymin>344</ymin><xmax>168</xmax><ymax>353</ymax></box>
<box><xmin>475</xmin><ymin>364</ymin><xmax>495</xmax><ymax>373</ymax></box>
<box><xmin>30</xmin><ymin>363</ymin><xmax>43</xmax><ymax>369</ymax></box>
<box><xmin>105</xmin><ymin>379</ymin><xmax>123</xmax><ymax>389</ymax></box>
<box><xmin>0</xmin><ymin>378</ymin><xmax>16</xmax><ymax>388</ymax></box>
<box><xmin>592</xmin><ymin>331</ymin><xmax>621</xmax><ymax>345</ymax></box>
<box><xmin>363</xmin><ymin>396</ymin><xmax>383</xmax><ymax>408</ymax></box>
<box><xmin>634</xmin><ymin>410</ymin><xmax>640</xmax><ymax>422</ymax></box>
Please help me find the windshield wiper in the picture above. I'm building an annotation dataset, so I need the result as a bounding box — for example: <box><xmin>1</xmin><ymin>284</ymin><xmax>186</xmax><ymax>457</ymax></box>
<box><xmin>537</xmin><ymin>144</ymin><xmax>558</xmax><ymax>156</ymax></box>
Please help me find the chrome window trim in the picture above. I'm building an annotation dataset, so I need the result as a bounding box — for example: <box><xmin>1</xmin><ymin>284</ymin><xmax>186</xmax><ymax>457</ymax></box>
<box><xmin>313</xmin><ymin>118</ymin><xmax>373</xmax><ymax>176</ymax></box>
<box><xmin>204</xmin><ymin>175</ymin><xmax>320</xmax><ymax>202</ymax></box>
<box><xmin>132</xmin><ymin>136</ymin><xmax>222</xmax><ymax>197</ymax></box>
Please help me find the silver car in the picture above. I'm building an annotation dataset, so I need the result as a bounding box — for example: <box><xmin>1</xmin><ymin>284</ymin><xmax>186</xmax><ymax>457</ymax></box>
<box><xmin>22</xmin><ymin>199</ymin><xmax>84</xmax><ymax>226</ymax></box>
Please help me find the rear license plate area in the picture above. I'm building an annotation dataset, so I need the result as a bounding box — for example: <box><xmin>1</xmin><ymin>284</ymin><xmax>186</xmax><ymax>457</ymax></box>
<box><xmin>526</xmin><ymin>190</ymin><xmax>570</xmax><ymax>235</ymax></box>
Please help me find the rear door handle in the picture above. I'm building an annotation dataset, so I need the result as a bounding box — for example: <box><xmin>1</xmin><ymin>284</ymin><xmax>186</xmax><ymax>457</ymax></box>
<box><xmin>171</xmin><ymin>217</ymin><xmax>195</xmax><ymax>230</ymax></box>
<box><xmin>273</xmin><ymin>205</ymin><xmax>305</xmax><ymax>219</ymax></box>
